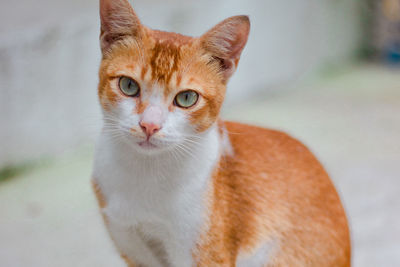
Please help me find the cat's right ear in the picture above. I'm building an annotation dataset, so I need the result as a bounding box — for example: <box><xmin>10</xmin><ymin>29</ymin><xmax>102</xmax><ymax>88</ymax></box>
<box><xmin>200</xmin><ymin>15</ymin><xmax>250</xmax><ymax>82</ymax></box>
<box><xmin>100</xmin><ymin>0</ymin><xmax>142</xmax><ymax>53</ymax></box>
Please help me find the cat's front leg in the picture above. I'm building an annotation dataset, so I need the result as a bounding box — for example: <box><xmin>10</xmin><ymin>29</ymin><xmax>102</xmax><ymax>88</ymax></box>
<box><xmin>162</xmin><ymin>233</ymin><xmax>198</xmax><ymax>267</ymax></box>
<box><xmin>108</xmin><ymin>222</ymin><xmax>164</xmax><ymax>267</ymax></box>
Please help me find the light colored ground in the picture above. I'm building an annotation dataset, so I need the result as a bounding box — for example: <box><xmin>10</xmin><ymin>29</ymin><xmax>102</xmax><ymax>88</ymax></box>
<box><xmin>1</xmin><ymin>64</ymin><xmax>399</xmax><ymax>266</ymax></box>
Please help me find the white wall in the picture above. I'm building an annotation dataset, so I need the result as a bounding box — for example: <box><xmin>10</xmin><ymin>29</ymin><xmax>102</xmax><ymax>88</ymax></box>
<box><xmin>0</xmin><ymin>0</ymin><xmax>362</xmax><ymax>167</ymax></box>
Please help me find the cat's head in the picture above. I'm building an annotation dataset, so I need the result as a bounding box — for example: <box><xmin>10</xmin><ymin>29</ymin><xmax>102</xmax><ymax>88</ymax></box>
<box><xmin>98</xmin><ymin>0</ymin><xmax>249</xmax><ymax>154</ymax></box>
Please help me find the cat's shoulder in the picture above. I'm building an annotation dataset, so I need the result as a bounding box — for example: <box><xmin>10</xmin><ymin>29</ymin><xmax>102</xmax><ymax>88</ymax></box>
<box><xmin>222</xmin><ymin>120</ymin><xmax>311</xmax><ymax>157</ymax></box>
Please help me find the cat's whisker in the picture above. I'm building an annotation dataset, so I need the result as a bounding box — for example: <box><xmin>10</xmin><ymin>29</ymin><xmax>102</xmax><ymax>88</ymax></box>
<box><xmin>181</xmin><ymin>134</ymin><xmax>208</xmax><ymax>140</ymax></box>
<box><xmin>102</xmin><ymin>116</ymin><xmax>127</xmax><ymax>125</ymax></box>
<box><xmin>103</xmin><ymin>125</ymin><xmax>126</xmax><ymax>134</ymax></box>
<box><xmin>179</xmin><ymin>56</ymin><xmax>195</xmax><ymax>78</ymax></box>
<box><xmin>103</xmin><ymin>118</ymin><xmax>138</xmax><ymax>133</ymax></box>
<box><xmin>132</xmin><ymin>38</ymin><xmax>145</xmax><ymax>65</ymax></box>
<box><xmin>182</xmin><ymin>138</ymin><xmax>202</xmax><ymax>146</ymax></box>
<box><xmin>167</xmin><ymin>149</ymin><xmax>179</xmax><ymax>163</ymax></box>
<box><xmin>174</xmin><ymin>142</ymin><xmax>201</xmax><ymax>162</ymax></box>
<box><xmin>103</xmin><ymin>132</ymin><xmax>128</xmax><ymax>147</ymax></box>
<box><xmin>103</xmin><ymin>122</ymin><xmax>133</xmax><ymax>134</ymax></box>
<box><xmin>102</xmin><ymin>126</ymin><xmax>126</xmax><ymax>136</ymax></box>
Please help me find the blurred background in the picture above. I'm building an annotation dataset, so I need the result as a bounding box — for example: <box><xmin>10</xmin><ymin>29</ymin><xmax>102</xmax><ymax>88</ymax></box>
<box><xmin>0</xmin><ymin>0</ymin><xmax>399</xmax><ymax>266</ymax></box>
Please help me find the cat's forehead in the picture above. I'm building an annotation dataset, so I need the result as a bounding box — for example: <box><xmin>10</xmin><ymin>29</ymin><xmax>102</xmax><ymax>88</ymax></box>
<box><xmin>103</xmin><ymin>29</ymin><xmax>217</xmax><ymax>99</ymax></box>
<box><xmin>145</xmin><ymin>29</ymin><xmax>195</xmax><ymax>86</ymax></box>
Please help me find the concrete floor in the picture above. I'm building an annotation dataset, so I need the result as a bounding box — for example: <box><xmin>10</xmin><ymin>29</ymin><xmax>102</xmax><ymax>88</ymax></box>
<box><xmin>1</xmin><ymin>64</ymin><xmax>399</xmax><ymax>266</ymax></box>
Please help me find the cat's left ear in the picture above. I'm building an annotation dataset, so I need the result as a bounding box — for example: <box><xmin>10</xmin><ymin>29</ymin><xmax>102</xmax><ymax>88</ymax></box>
<box><xmin>99</xmin><ymin>0</ymin><xmax>142</xmax><ymax>53</ymax></box>
<box><xmin>200</xmin><ymin>15</ymin><xmax>250</xmax><ymax>82</ymax></box>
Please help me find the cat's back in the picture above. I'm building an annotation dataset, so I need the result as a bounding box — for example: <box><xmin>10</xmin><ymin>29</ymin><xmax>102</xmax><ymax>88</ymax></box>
<box><xmin>223</xmin><ymin>120</ymin><xmax>340</xmax><ymax>194</ymax></box>
<box><xmin>224</xmin><ymin>120</ymin><xmax>327</xmax><ymax>176</ymax></box>
<box><xmin>204</xmin><ymin>121</ymin><xmax>351</xmax><ymax>266</ymax></box>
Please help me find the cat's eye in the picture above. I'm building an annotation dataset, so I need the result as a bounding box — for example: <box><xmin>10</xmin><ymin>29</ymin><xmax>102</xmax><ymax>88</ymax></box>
<box><xmin>119</xmin><ymin>77</ymin><xmax>140</xmax><ymax>97</ymax></box>
<box><xmin>174</xmin><ymin>90</ymin><xmax>199</xmax><ymax>108</ymax></box>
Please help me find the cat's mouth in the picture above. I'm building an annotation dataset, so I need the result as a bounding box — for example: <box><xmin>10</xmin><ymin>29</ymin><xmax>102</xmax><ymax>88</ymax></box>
<box><xmin>137</xmin><ymin>140</ymin><xmax>158</xmax><ymax>149</ymax></box>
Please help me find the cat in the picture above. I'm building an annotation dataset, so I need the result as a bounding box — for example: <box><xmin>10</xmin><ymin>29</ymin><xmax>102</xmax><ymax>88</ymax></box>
<box><xmin>92</xmin><ymin>0</ymin><xmax>351</xmax><ymax>266</ymax></box>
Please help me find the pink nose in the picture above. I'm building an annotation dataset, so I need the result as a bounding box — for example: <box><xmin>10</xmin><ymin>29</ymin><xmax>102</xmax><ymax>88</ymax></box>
<box><xmin>139</xmin><ymin>121</ymin><xmax>161</xmax><ymax>138</ymax></box>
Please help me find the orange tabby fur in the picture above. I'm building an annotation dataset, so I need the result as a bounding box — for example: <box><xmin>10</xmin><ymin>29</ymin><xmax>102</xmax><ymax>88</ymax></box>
<box><xmin>93</xmin><ymin>0</ymin><xmax>350</xmax><ymax>266</ymax></box>
<box><xmin>194</xmin><ymin>122</ymin><xmax>350</xmax><ymax>266</ymax></box>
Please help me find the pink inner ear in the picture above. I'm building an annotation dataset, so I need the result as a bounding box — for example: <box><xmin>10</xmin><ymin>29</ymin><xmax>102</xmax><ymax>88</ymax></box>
<box><xmin>201</xmin><ymin>15</ymin><xmax>250</xmax><ymax>61</ymax></box>
<box><xmin>100</xmin><ymin>0</ymin><xmax>133</xmax><ymax>30</ymax></box>
<box><xmin>228</xmin><ymin>23</ymin><xmax>250</xmax><ymax>60</ymax></box>
<box><xmin>201</xmin><ymin>16</ymin><xmax>250</xmax><ymax>81</ymax></box>
<box><xmin>99</xmin><ymin>0</ymin><xmax>141</xmax><ymax>52</ymax></box>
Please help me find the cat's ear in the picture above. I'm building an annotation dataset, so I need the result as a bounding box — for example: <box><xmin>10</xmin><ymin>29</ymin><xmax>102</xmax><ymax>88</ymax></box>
<box><xmin>200</xmin><ymin>15</ymin><xmax>250</xmax><ymax>82</ymax></box>
<box><xmin>100</xmin><ymin>0</ymin><xmax>142</xmax><ymax>53</ymax></box>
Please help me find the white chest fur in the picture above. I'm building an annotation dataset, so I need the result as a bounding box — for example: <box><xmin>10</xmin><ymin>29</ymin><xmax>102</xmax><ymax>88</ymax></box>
<box><xmin>92</xmin><ymin>126</ymin><xmax>220</xmax><ymax>267</ymax></box>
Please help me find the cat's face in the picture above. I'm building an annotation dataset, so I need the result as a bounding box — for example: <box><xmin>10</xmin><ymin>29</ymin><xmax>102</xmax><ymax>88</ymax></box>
<box><xmin>98</xmin><ymin>0</ymin><xmax>249</xmax><ymax>154</ymax></box>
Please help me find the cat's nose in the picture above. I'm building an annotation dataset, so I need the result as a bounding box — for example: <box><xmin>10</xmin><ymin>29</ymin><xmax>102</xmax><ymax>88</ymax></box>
<box><xmin>139</xmin><ymin>121</ymin><xmax>161</xmax><ymax>138</ymax></box>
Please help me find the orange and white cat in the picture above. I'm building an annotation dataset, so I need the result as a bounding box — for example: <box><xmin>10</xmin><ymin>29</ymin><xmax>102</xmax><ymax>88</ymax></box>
<box><xmin>92</xmin><ymin>0</ymin><xmax>351</xmax><ymax>266</ymax></box>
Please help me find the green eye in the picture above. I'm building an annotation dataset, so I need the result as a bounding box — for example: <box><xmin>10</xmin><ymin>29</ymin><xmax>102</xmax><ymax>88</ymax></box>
<box><xmin>174</xmin><ymin>90</ymin><xmax>199</xmax><ymax>108</ymax></box>
<box><xmin>119</xmin><ymin>77</ymin><xmax>140</xmax><ymax>96</ymax></box>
